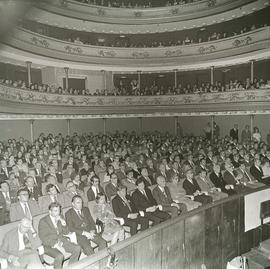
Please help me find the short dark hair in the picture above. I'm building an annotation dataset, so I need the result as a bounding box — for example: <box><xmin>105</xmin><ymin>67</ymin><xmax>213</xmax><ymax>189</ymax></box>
<box><xmin>136</xmin><ymin>178</ymin><xmax>144</xmax><ymax>186</ymax></box>
<box><xmin>46</xmin><ymin>183</ymin><xmax>55</xmax><ymax>193</ymax></box>
<box><xmin>48</xmin><ymin>202</ymin><xmax>61</xmax><ymax>210</ymax></box>
<box><xmin>17</xmin><ymin>187</ymin><xmax>29</xmax><ymax>197</ymax></box>
<box><xmin>71</xmin><ymin>195</ymin><xmax>82</xmax><ymax>203</ymax></box>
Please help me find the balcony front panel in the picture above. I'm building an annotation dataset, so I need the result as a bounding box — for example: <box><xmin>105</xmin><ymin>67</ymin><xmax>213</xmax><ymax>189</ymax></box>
<box><xmin>27</xmin><ymin>0</ymin><xmax>268</xmax><ymax>34</ymax></box>
<box><xmin>1</xmin><ymin>84</ymin><xmax>270</xmax><ymax>116</ymax></box>
<box><xmin>38</xmin><ymin>0</ymin><xmax>250</xmax><ymax>24</ymax></box>
<box><xmin>4</xmin><ymin>27</ymin><xmax>270</xmax><ymax>67</ymax></box>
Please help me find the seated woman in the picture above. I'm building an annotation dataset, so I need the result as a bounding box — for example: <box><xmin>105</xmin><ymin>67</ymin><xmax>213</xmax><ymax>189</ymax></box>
<box><xmin>167</xmin><ymin>173</ymin><xmax>201</xmax><ymax>211</ymax></box>
<box><xmin>93</xmin><ymin>193</ymin><xmax>124</xmax><ymax>245</ymax></box>
<box><xmin>183</xmin><ymin>169</ymin><xmax>213</xmax><ymax>205</ymax></box>
<box><xmin>195</xmin><ymin>170</ymin><xmax>228</xmax><ymax>201</ymax></box>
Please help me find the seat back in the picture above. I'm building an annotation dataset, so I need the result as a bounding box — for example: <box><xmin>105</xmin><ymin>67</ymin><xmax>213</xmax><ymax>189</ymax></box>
<box><xmin>260</xmin><ymin>200</ymin><xmax>270</xmax><ymax>225</ymax></box>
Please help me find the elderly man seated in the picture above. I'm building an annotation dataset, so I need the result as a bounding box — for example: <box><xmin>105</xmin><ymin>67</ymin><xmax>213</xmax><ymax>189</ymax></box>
<box><xmin>0</xmin><ymin>218</ymin><xmax>44</xmax><ymax>269</ymax></box>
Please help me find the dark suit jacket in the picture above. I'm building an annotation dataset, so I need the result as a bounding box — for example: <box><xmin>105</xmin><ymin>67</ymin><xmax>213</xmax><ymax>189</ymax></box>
<box><xmin>139</xmin><ymin>176</ymin><xmax>155</xmax><ymax>188</ymax></box>
<box><xmin>87</xmin><ymin>185</ymin><xmax>105</xmax><ymax>201</ymax></box>
<box><xmin>38</xmin><ymin>214</ymin><xmax>70</xmax><ymax>247</ymax></box>
<box><xmin>112</xmin><ymin>194</ymin><xmax>133</xmax><ymax>220</ymax></box>
<box><xmin>65</xmin><ymin>207</ymin><xmax>96</xmax><ymax>236</ymax></box>
<box><xmin>105</xmin><ymin>182</ymin><xmax>118</xmax><ymax>200</ymax></box>
<box><xmin>183</xmin><ymin>178</ymin><xmax>201</xmax><ymax>195</ymax></box>
<box><xmin>209</xmin><ymin>171</ymin><xmax>227</xmax><ymax>191</ymax></box>
<box><xmin>223</xmin><ymin>170</ymin><xmax>238</xmax><ymax>185</ymax></box>
<box><xmin>250</xmin><ymin>165</ymin><xmax>264</xmax><ymax>182</ymax></box>
<box><xmin>0</xmin><ymin>167</ymin><xmax>11</xmax><ymax>181</ymax></box>
<box><xmin>230</xmin><ymin>128</ymin><xmax>239</xmax><ymax>141</ymax></box>
<box><xmin>152</xmin><ymin>186</ymin><xmax>173</xmax><ymax>206</ymax></box>
<box><xmin>0</xmin><ymin>228</ymin><xmax>42</xmax><ymax>258</ymax></box>
<box><xmin>132</xmin><ymin>188</ymin><xmax>156</xmax><ymax>212</ymax></box>
<box><xmin>27</xmin><ymin>186</ymin><xmax>41</xmax><ymax>201</ymax></box>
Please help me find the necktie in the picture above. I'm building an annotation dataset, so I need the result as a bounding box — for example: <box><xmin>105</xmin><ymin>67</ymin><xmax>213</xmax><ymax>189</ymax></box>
<box><xmin>23</xmin><ymin>234</ymin><xmax>30</xmax><ymax>248</ymax></box>
<box><xmin>24</xmin><ymin>203</ymin><xmax>32</xmax><ymax>219</ymax></box>
<box><xmin>244</xmin><ymin>170</ymin><xmax>252</xmax><ymax>182</ymax></box>
<box><xmin>142</xmin><ymin>190</ymin><xmax>148</xmax><ymax>199</ymax></box>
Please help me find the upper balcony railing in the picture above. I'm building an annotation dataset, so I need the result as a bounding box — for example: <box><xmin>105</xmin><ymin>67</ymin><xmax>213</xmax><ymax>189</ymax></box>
<box><xmin>38</xmin><ymin>0</ymin><xmax>249</xmax><ymax>24</ymax></box>
<box><xmin>1</xmin><ymin>82</ymin><xmax>270</xmax><ymax>116</ymax></box>
<box><xmin>4</xmin><ymin>26</ymin><xmax>270</xmax><ymax>67</ymax></box>
<box><xmin>29</xmin><ymin>0</ymin><xmax>268</xmax><ymax>33</ymax></box>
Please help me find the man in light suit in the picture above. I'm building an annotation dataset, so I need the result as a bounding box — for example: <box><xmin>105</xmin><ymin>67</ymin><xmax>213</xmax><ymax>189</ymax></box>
<box><xmin>24</xmin><ymin>176</ymin><xmax>41</xmax><ymax>201</ymax></box>
<box><xmin>65</xmin><ymin>195</ymin><xmax>107</xmax><ymax>256</ymax></box>
<box><xmin>38</xmin><ymin>202</ymin><xmax>81</xmax><ymax>269</ymax></box>
<box><xmin>63</xmin><ymin>180</ymin><xmax>87</xmax><ymax>207</ymax></box>
<box><xmin>152</xmin><ymin>175</ymin><xmax>186</xmax><ymax>218</ymax></box>
<box><xmin>0</xmin><ymin>218</ymin><xmax>44</xmax><ymax>269</ymax></box>
<box><xmin>10</xmin><ymin>188</ymin><xmax>40</xmax><ymax>222</ymax></box>
<box><xmin>38</xmin><ymin>184</ymin><xmax>65</xmax><ymax>213</ymax></box>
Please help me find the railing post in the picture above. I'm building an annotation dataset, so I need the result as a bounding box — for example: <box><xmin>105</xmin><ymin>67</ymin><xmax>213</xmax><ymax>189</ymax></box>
<box><xmin>174</xmin><ymin>69</ymin><xmax>178</xmax><ymax>88</ymax></box>
<box><xmin>29</xmin><ymin>119</ymin><xmax>34</xmax><ymax>143</ymax></box>
<box><xmin>26</xmin><ymin>61</ymin><xmax>32</xmax><ymax>87</ymax></box>
<box><xmin>250</xmin><ymin>115</ymin><xmax>254</xmax><ymax>140</ymax></box>
<box><xmin>64</xmin><ymin>67</ymin><xmax>69</xmax><ymax>89</ymax></box>
<box><xmin>137</xmin><ymin>70</ymin><xmax>141</xmax><ymax>90</ymax></box>
<box><xmin>139</xmin><ymin>117</ymin><xmax>142</xmax><ymax>134</ymax></box>
<box><xmin>67</xmin><ymin>119</ymin><xmax>71</xmax><ymax>136</ymax></box>
<box><xmin>210</xmin><ymin>66</ymin><xmax>214</xmax><ymax>85</ymax></box>
<box><xmin>103</xmin><ymin>118</ymin><xmax>107</xmax><ymax>135</ymax></box>
<box><xmin>211</xmin><ymin>115</ymin><xmax>214</xmax><ymax>141</ymax></box>
<box><xmin>250</xmin><ymin>60</ymin><xmax>255</xmax><ymax>84</ymax></box>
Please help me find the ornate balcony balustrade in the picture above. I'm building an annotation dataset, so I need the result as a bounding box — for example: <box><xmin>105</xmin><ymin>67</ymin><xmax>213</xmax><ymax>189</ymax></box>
<box><xmin>1</xmin><ymin>83</ymin><xmax>270</xmax><ymax>116</ymax></box>
<box><xmin>5</xmin><ymin>27</ymin><xmax>270</xmax><ymax>67</ymax></box>
<box><xmin>38</xmin><ymin>0</ymin><xmax>247</xmax><ymax>24</ymax></box>
<box><xmin>27</xmin><ymin>0</ymin><xmax>267</xmax><ymax>34</ymax></box>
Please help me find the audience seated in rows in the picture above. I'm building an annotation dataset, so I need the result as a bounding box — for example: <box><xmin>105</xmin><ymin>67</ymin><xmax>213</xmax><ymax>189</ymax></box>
<box><xmin>0</xmin><ymin>128</ymin><xmax>270</xmax><ymax>268</ymax></box>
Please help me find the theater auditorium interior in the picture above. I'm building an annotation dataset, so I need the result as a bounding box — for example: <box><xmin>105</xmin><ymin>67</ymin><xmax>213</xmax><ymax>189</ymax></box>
<box><xmin>0</xmin><ymin>0</ymin><xmax>270</xmax><ymax>268</ymax></box>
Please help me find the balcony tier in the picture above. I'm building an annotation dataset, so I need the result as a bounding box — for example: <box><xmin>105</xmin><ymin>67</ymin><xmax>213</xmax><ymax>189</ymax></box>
<box><xmin>3</xmin><ymin>27</ymin><xmax>270</xmax><ymax>68</ymax></box>
<box><xmin>27</xmin><ymin>0</ymin><xmax>268</xmax><ymax>34</ymax></box>
<box><xmin>38</xmin><ymin>0</ymin><xmax>250</xmax><ymax>25</ymax></box>
<box><xmin>1</xmin><ymin>84</ymin><xmax>270</xmax><ymax>116</ymax></box>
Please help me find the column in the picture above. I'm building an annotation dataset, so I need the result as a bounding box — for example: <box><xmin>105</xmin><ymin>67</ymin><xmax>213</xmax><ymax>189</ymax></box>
<box><xmin>139</xmin><ymin>117</ymin><xmax>143</xmax><ymax>134</ymax></box>
<box><xmin>174</xmin><ymin>69</ymin><xmax>178</xmax><ymax>88</ymax></box>
<box><xmin>250</xmin><ymin>115</ymin><xmax>254</xmax><ymax>139</ymax></box>
<box><xmin>67</xmin><ymin>119</ymin><xmax>71</xmax><ymax>136</ymax></box>
<box><xmin>64</xmin><ymin>67</ymin><xmax>69</xmax><ymax>89</ymax></box>
<box><xmin>101</xmin><ymin>70</ymin><xmax>107</xmax><ymax>89</ymax></box>
<box><xmin>174</xmin><ymin>116</ymin><xmax>178</xmax><ymax>135</ymax></box>
<box><xmin>211</xmin><ymin>115</ymin><xmax>214</xmax><ymax>141</ymax></box>
<box><xmin>26</xmin><ymin>61</ymin><xmax>32</xmax><ymax>86</ymax></box>
<box><xmin>250</xmin><ymin>60</ymin><xmax>254</xmax><ymax>84</ymax></box>
<box><xmin>137</xmin><ymin>71</ymin><xmax>141</xmax><ymax>89</ymax></box>
<box><xmin>210</xmin><ymin>66</ymin><xmax>214</xmax><ymax>85</ymax></box>
<box><xmin>29</xmin><ymin>120</ymin><xmax>34</xmax><ymax>143</ymax></box>
<box><xmin>103</xmin><ymin>118</ymin><xmax>107</xmax><ymax>135</ymax></box>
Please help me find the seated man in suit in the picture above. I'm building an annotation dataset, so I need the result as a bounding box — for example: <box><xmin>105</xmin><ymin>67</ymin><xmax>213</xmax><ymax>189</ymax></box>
<box><xmin>105</xmin><ymin>173</ymin><xmax>119</xmax><ymax>201</ymax></box>
<box><xmin>223</xmin><ymin>163</ymin><xmax>250</xmax><ymax>193</ymax></box>
<box><xmin>65</xmin><ymin>195</ymin><xmax>107</xmax><ymax>256</ymax></box>
<box><xmin>183</xmin><ymin>169</ymin><xmax>213</xmax><ymax>205</ymax></box>
<box><xmin>0</xmin><ymin>181</ymin><xmax>12</xmax><ymax>225</ymax></box>
<box><xmin>196</xmin><ymin>169</ymin><xmax>228</xmax><ymax>201</ymax></box>
<box><xmin>120</xmin><ymin>169</ymin><xmax>137</xmax><ymax>196</ymax></box>
<box><xmin>0</xmin><ymin>217</ymin><xmax>44</xmax><ymax>269</ymax></box>
<box><xmin>250</xmin><ymin>158</ymin><xmax>270</xmax><ymax>185</ymax></box>
<box><xmin>236</xmin><ymin>161</ymin><xmax>265</xmax><ymax>189</ymax></box>
<box><xmin>28</xmin><ymin>169</ymin><xmax>43</xmax><ymax>197</ymax></box>
<box><xmin>10</xmin><ymin>188</ymin><xmax>40</xmax><ymax>222</ymax></box>
<box><xmin>112</xmin><ymin>185</ymin><xmax>149</xmax><ymax>235</ymax></box>
<box><xmin>24</xmin><ymin>175</ymin><xmax>41</xmax><ymax>201</ymax></box>
<box><xmin>42</xmin><ymin>174</ymin><xmax>64</xmax><ymax>196</ymax></box>
<box><xmin>39</xmin><ymin>183</ymin><xmax>65</xmax><ymax>213</ymax></box>
<box><xmin>63</xmin><ymin>180</ymin><xmax>87</xmax><ymax>207</ymax></box>
<box><xmin>132</xmin><ymin>178</ymin><xmax>170</xmax><ymax>225</ymax></box>
<box><xmin>87</xmin><ymin>175</ymin><xmax>105</xmax><ymax>202</ymax></box>
<box><xmin>139</xmin><ymin>167</ymin><xmax>155</xmax><ymax>188</ymax></box>
<box><xmin>209</xmin><ymin>164</ymin><xmax>236</xmax><ymax>196</ymax></box>
<box><xmin>38</xmin><ymin>202</ymin><xmax>81</xmax><ymax>269</ymax></box>
<box><xmin>152</xmin><ymin>175</ymin><xmax>187</xmax><ymax>218</ymax></box>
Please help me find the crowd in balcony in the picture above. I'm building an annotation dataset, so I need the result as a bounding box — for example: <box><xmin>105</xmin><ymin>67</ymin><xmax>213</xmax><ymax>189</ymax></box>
<box><xmin>0</xmin><ymin>76</ymin><xmax>269</xmax><ymax>97</ymax></box>
<box><xmin>20</xmin><ymin>16</ymin><xmax>268</xmax><ymax>48</ymax></box>
<box><xmin>0</xmin><ymin>125</ymin><xmax>270</xmax><ymax>267</ymax></box>
<box><xmin>75</xmin><ymin>0</ymin><xmax>200</xmax><ymax>8</ymax></box>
